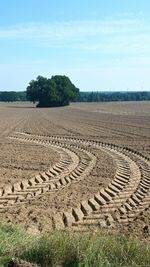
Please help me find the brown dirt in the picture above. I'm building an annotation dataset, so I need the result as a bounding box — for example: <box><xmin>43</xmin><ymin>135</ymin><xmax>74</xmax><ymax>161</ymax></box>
<box><xmin>0</xmin><ymin>101</ymin><xmax>150</xmax><ymax>238</ymax></box>
<box><xmin>7</xmin><ymin>258</ymin><xmax>39</xmax><ymax>267</ymax></box>
<box><xmin>0</xmin><ymin>148</ymin><xmax>115</xmax><ymax>232</ymax></box>
<box><xmin>0</xmin><ymin>139</ymin><xmax>59</xmax><ymax>187</ymax></box>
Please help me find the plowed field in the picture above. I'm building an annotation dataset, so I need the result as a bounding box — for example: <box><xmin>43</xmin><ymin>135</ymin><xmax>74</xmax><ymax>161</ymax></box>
<box><xmin>0</xmin><ymin>101</ymin><xmax>149</xmax><ymax>239</ymax></box>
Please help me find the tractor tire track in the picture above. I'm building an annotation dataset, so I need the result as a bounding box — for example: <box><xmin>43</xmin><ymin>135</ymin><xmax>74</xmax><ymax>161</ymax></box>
<box><xmin>1</xmin><ymin>132</ymin><xmax>149</xmax><ymax>234</ymax></box>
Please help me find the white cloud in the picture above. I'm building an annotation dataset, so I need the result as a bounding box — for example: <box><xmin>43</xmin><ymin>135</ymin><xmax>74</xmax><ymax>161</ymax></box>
<box><xmin>0</xmin><ymin>17</ymin><xmax>149</xmax><ymax>61</ymax></box>
<box><xmin>0</xmin><ymin>18</ymin><xmax>148</xmax><ymax>41</ymax></box>
<box><xmin>0</xmin><ymin>16</ymin><xmax>150</xmax><ymax>91</ymax></box>
<box><xmin>0</xmin><ymin>18</ymin><xmax>142</xmax><ymax>39</ymax></box>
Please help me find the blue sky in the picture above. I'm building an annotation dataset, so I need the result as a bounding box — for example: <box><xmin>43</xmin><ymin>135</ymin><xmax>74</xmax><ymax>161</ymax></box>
<box><xmin>0</xmin><ymin>0</ymin><xmax>150</xmax><ymax>91</ymax></box>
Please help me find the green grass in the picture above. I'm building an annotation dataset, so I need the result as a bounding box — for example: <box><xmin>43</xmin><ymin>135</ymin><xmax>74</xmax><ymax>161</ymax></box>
<box><xmin>0</xmin><ymin>223</ymin><xmax>150</xmax><ymax>267</ymax></box>
<box><xmin>0</xmin><ymin>223</ymin><xmax>34</xmax><ymax>267</ymax></box>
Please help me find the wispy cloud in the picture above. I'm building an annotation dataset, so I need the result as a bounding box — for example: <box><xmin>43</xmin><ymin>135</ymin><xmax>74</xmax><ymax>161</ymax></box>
<box><xmin>0</xmin><ymin>16</ymin><xmax>150</xmax><ymax>66</ymax></box>
<box><xmin>0</xmin><ymin>18</ymin><xmax>143</xmax><ymax>40</ymax></box>
<box><xmin>0</xmin><ymin>17</ymin><xmax>149</xmax><ymax>45</ymax></box>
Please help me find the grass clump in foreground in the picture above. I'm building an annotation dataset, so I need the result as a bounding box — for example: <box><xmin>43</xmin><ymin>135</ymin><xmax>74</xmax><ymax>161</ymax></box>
<box><xmin>0</xmin><ymin>223</ymin><xmax>34</xmax><ymax>266</ymax></box>
<box><xmin>0</xmin><ymin>223</ymin><xmax>150</xmax><ymax>267</ymax></box>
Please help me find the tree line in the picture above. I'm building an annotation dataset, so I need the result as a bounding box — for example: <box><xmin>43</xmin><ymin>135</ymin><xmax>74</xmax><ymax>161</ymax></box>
<box><xmin>0</xmin><ymin>76</ymin><xmax>150</xmax><ymax>105</ymax></box>
<box><xmin>0</xmin><ymin>91</ymin><xmax>26</xmax><ymax>102</ymax></box>
<box><xmin>0</xmin><ymin>90</ymin><xmax>150</xmax><ymax>103</ymax></box>
<box><xmin>77</xmin><ymin>91</ymin><xmax>150</xmax><ymax>102</ymax></box>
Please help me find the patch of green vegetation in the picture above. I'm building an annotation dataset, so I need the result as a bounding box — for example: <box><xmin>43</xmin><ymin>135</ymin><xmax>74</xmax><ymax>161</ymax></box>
<box><xmin>0</xmin><ymin>223</ymin><xmax>34</xmax><ymax>266</ymax></box>
<box><xmin>26</xmin><ymin>75</ymin><xmax>79</xmax><ymax>107</ymax></box>
<box><xmin>0</xmin><ymin>223</ymin><xmax>150</xmax><ymax>267</ymax></box>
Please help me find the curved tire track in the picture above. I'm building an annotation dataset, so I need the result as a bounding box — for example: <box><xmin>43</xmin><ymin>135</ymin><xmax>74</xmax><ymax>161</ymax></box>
<box><xmin>0</xmin><ymin>134</ymin><xmax>96</xmax><ymax>210</ymax></box>
<box><xmin>1</xmin><ymin>132</ymin><xmax>149</xmax><ymax>233</ymax></box>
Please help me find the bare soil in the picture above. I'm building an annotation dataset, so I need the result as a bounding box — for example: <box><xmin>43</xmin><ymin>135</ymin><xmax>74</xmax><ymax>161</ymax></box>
<box><xmin>0</xmin><ymin>101</ymin><xmax>149</xmax><ymax>238</ymax></box>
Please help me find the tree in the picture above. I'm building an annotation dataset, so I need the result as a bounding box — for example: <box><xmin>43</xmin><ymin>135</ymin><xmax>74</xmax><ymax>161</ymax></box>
<box><xmin>0</xmin><ymin>91</ymin><xmax>27</xmax><ymax>102</ymax></box>
<box><xmin>26</xmin><ymin>75</ymin><xmax>79</xmax><ymax>107</ymax></box>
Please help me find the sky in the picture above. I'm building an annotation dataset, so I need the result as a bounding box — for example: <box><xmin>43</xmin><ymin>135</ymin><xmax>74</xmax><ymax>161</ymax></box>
<box><xmin>0</xmin><ymin>0</ymin><xmax>150</xmax><ymax>91</ymax></box>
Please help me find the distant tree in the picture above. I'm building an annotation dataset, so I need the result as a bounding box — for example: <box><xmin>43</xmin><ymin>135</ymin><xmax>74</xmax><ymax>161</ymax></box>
<box><xmin>17</xmin><ymin>91</ymin><xmax>27</xmax><ymax>101</ymax></box>
<box><xmin>76</xmin><ymin>91</ymin><xmax>150</xmax><ymax>102</ymax></box>
<box><xmin>0</xmin><ymin>91</ymin><xmax>17</xmax><ymax>102</ymax></box>
<box><xmin>26</xmin><ymin>75</ymin><xmax>79</xmax><ymax>107</ymax></box>
<box><xmin>0</xmin><ymin>91</ymin><xmax>27</xmax><ymax>102</ymax></box>
<box><xmin>49</xmin><ymin>75</ymin><xmax>79</xmax><ymax>106</ymax></box>
<box><xmin>26</xmin><ymin>76</ymin><xmax>49</xmax><ymax>104</ymax></box>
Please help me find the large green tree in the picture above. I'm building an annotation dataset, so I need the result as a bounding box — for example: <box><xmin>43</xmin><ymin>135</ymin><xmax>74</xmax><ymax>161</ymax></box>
<box><xmin>26</xmin><ymin>75</ymin><xmax>79</xmax><ymax>107</ymax></box>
